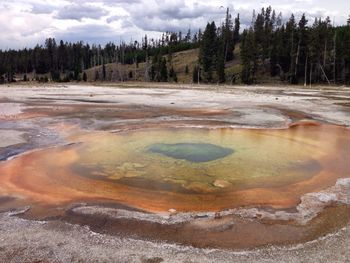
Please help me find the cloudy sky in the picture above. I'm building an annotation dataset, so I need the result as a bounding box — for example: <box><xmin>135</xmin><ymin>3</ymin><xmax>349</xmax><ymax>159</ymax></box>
<box><xmin>0</xmin><ymin>0</ymin><xmax>349</xmax><ymax>49</ymax></box>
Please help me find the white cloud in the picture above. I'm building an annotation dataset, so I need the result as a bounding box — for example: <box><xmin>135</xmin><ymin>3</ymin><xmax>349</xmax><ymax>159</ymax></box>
<box><xmin>55</xmin><ymin>3</ymin><xmax>108</xmax><ymax>21</ymax></box>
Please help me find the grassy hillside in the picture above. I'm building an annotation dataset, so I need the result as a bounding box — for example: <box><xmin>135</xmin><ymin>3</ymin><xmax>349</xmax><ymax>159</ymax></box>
<box><xmin>85</xmin><ymin>46</ymin><xmax>243</xmax><ymax>84</ymax></box>
<box><xmin>85</xmin><ymin>49</ymin><xmax>198</xmax><ymax>83</ymax></box>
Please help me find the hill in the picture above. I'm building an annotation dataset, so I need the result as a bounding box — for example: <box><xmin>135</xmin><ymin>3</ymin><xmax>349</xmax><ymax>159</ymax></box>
<box><xmin>84</xmin><ymin>46</ymin><xmax>243</xmax><ymax>84</ymax></box>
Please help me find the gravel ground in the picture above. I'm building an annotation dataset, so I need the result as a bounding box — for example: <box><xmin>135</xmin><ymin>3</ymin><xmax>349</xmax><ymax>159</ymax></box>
<box><xmin>0</xmin><ymin>83</ymin><xmax>349</xmax><ymax>127</ymax></box>
<box><xmin>0</xmin><ymin>210</ymin><xmax>350</xmax><ymax>263</ymax></box>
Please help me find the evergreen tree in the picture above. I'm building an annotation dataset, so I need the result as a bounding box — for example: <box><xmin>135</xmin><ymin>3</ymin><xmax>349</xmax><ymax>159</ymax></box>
<box><xmin>223</xmin><ymin>8</ymin><xmax>234</xmax><ymax>61</ymax></box>
<box><xmin>173</xmin><ymin>72</ymin><xmax>178</xmax><ymax>82</ymax></box>
<box><xmin>7</xmin><ymin>68</ymin><xmax>15</xmax><ymax>82</ymax></box>
<box><xmin>102</xmin><ymin>63</ymin><xmax>106</xmax><ymax>80</ymax></box>
<box><xmin>254</xmin><ymin>11</ymin><xmax>265</xmax><ymax>60</ymax></box>
<box><xmin>294</xmin><ymin>14</ymin><xmax>309</xmax><ymax>83</ymax></box>
<box><xmin>51</xmin><ymin>70</ymin><xmax>60</xmax><ymax>82</ymax></box>
<box><xmin>217</xmin><ymin>29</ymin><xmax>226</xmax><ymax>83</ymax></box>
<box><xmin>83</xmin><ymin>72</ymin><xmax>87</xmax><ymax>82</ymax></box>
<box><xmin>270</xmin><ymin>29</ymin><xmax>279</xmax><ymax>77</ymax></box>
<box><xmin>335</xmin><ymin>26</ymin><xmax>350</xmax><ymax>83</ymax></box>
<box><xmin>160</xmin><ymin>58</ymin><xmax>168</xmax><ymax>82</ymax></box>
<box><xmin>309</xmin><ymin>17</ymin><xmax>333</xmax><ymax>84</ymax></box>
<box><xmin>233</xmin><ymin>14</ymin><xmax>241</xmax><ymax>45</ymax></box>
<box><xmin>169</xmin><ymin>66</ymin><xmax>174</xmax><ymax>79</ymax></box>
<box><xmin>199</xmin><ymin>22</ymin><xmax>218</xmax><ymax>82</ymax></box>
<box><xmin>262</xmin><ymin>6</ymin><xmax>273</xmax><ymax>59</ymax></box>
<box><xmin>185</xmin><ymin>64</ymin><xmax>189</xmax><ymax>74</ymax></box>
<box><xmin>285</xmin><ymin>14</ymin><xmax>297</xmax><ymax>81</ymax></box>
<box><xmin>94</xmin><ymin>70</ymin><xmax>99</xmax><ymax>81</ymax></box>
<box><xmin>169</xmin><ymin>66</ymin><xmax>177</xmax><ymax>82</ymax></box>
<box><xmin>58</xmin><ymin>40</ymin><xmax>67</xmax><ymax>73</ymax></box>
<box><xmin>149</xmin><ymin>54</ymin><xmax>168</xmax><ymax>82</ymax></box>
<box><xmin>45</xmin><ymin>38</ymin><xmax>57</xmax><ymax>72</ymax></box>
<box><xmin>240</xmin><ymin>29</ymin><xmax>257</xmax><ymax>84</ymax></box>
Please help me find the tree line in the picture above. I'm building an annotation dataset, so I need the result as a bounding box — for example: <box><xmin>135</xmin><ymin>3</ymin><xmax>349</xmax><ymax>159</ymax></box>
<box><xmin>197</xmin><ymin>7</ymin><xmax>350</xmax><ymax>85</ymax></box>
<box><xmin>1</xmin><ymin>7</ymin><xmax>350</xmax><ymax>85</ymax></box>
<box><xmin>0</xmin><ymin>31</ymin><xmax>199</xmax><ymax>83</ymax></box>
<box><xmin>197</xmin><ymin>8</ymin><xmax>240</xmax><ymax>84</ymax></box>
<box><xmin>239</xmin><ymin>7</ymin><xmax>350</xmax><ymax>85</ymax></box>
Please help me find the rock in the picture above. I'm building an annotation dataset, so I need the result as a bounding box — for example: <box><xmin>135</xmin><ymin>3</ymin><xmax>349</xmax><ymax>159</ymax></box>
<box><xmin>213</xmin><ymin>180</ymin><xmax>231</xmax><ymax>188</ymax></box>
<box><xmin>168</xmin><ymin>209</ymin><xmax>177</xmax><ymax>215</ymax></box>
<box><xmin>214</xmin><ymin>212</ymin><xmax>222</xmax><ymax>219</ymax></box>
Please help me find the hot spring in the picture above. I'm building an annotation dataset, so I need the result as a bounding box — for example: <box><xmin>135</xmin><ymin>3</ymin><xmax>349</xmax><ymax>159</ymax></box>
<box><xmin>1</xmin><ymin>123</ymin><xmax>349</xmax><ymax>212</ymax></box>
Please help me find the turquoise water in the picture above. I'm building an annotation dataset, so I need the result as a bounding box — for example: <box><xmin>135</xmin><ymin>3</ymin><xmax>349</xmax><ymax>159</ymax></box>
<box><xmin>147</xmin><ymin>143</ymin><xmax>234</xmax><ymax>163</ymax></box>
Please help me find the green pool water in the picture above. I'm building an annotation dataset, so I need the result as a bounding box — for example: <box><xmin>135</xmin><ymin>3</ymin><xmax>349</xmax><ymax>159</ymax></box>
<box><xmin>71</xmin><ymin>127</ymin><xmax>333</xmax><ymax>194</ymax></box>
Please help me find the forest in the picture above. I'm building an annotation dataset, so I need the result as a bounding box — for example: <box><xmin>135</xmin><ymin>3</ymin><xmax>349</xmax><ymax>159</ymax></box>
<box><xmin>0</xmin><ymin>31</ymin><xmax>199</xmax><ymax>83</ymax></box>
<box><xmin>1</xmin><ymin>7</ymin><xmax>350</xmax><ymax>85</ymax></box>
<box><xmin>239</xmin><ymin>8</ymin><xmax>350</xmax><ymax>85</ymax></box>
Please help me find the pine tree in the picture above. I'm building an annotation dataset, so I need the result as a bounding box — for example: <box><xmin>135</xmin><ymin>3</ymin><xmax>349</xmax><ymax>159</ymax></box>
<box><xmin>199</xmin><ymin>22</ymin><xmax>218</xmax><ymax>82</ymax></box>
<box><xmin>285</xmin><ymin>14</ymin><xmax>297</xmax><ymax>81</ymax></box>
<box><xmin>334</xmin><ymin>25</ymin><xmax>350</xmax><ymax>84</ymax></box>
<box><xmin>262</xmin><ymin>6</ymin><xmax>273</xmax><ymax>59</ymax></box>
<box><xmin>95</xmin><ymin>70</ymin><xmax>99</xmax><ymax>81</ymax></box>
<box><xmin>294</xmin><ymin>14</ymin><xmax>308</xmax><ymax>83</ymax></box>
<box><xmin>83</xmin><ymin>72</ymin><xmax>87</xmax><ymax>82</ymax></box>
<box><xmin>51</xmin><ymin>70</ymin><xmax>60</xmax><ymax>82</ymax></box>
<box><xmin>45</xmin><ymin>38</ymin><xmax>57</xmax><ymax>73</ymax></box>
<box><xmin>240</xmin><ymin>29</ymin><xmax>257</xmax><ymax>84</ymax></box>
<box><xmin>223</xmin><ymin>8</ymin><xmax>234</xmax><ymax>61</ymax></box>
<box><xmin>169</xmin><ymin>66</ymin><xmax>178</xmax><ymax>82</ymax></box>
<box><xmin>149</xmin><ymin>55</ymin><xmax>156</xmax><ymax>81</ymax></box>
<box><xmin>233</xmin><ymin>14</ymin><xmax>240</xmax><ymax>45</ymax></box>
<box><xmin>217</xmin><ymin>30</ymin><xmax>226</xmax><ymax>83</ymax></box>
<box><xmin>102</xmin><ymin>63</ymin><xmax>106</xmax><ymax>80</ymax></box>
<box><xmin>270</xmin><ymin>29</ymin><xmax>279</xmax><ymax>77</ymax></box>
<box><xmin>309</xmin><ymin>17</ymin><xmax>333</xmax><ymax>84</ymax></box>
<box><xmin>149</xmin><ymin>54</ymin><xmax>168</xmax><ymax>82</ymax></box>
<box><xmin>169</xmin><ymin>66</ymin><xmax>174</xmax><ymax>78</ymax></box>
<box><xmin>185</xmin><ymin>65</ymin><xmax>189</xmax><ymax>74</ymax></box>
<box><xmin>253</xmin><ymin>11</ymin><xmax>265</xmax><ymax>64</ymax></box>
<box><xmin>173</xmin><ymin>71</ymin><xmax>178</xmax><ymax>82</ymax></box>
<box><xmin>160</xmin><ymin>58</ymin><xmax>168</xmax><ymax>82</ymax></box>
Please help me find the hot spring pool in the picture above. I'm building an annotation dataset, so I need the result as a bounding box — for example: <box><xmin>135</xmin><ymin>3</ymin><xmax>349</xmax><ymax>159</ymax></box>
<box><xmin>1</xmin><ymin>124</ymin><xmax>349</xmax><ymax>212</ymax></box>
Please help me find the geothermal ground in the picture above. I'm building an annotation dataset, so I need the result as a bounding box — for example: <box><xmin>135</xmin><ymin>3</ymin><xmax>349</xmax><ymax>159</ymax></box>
<box><xmin>0</xmin><ymin>83</ymin><xmax>349</xmax><ymax>262</ymax></box>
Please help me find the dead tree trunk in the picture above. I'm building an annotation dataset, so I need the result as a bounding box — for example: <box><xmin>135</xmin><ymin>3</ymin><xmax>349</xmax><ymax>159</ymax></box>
<box><xmin>295</xmin><ymin>39</ymin><xmax>301</xmax><ymax>78</ymax></box>
<box><xmin>304</xmin><ymin>55</ymin><xmax>308</xmax><ymax>86</ymax></box>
